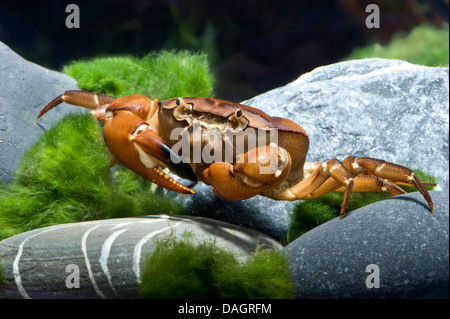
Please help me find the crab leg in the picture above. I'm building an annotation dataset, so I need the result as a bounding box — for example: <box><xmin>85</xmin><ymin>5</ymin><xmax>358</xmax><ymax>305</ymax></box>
<box><xmin>343</xmin><ymin>157</ymin><xmax>434</xmax><ymax>213</ymax></box>
<box><xmin>307</xmin><ymin>159</ymin><xmax>407</xmax><ymax>199</ymax></box>
<box><xmin>276</xmin><ymin>156</ymin><xmax>434</xmax><ymax>217</ymax></box>
<box><xmin>332</xmin><ymin>175</ymin><xmax>407</xmax><ymax>195</ymax></box>
<box><xmin>281</xmin><ymin>159</ymin><xmax>355</xmax><ymax>215</ymax></box>
<box><xmin>37</xmin><ymin>90</ymin><xmax>116</xmax><ymax>120</ymax></box>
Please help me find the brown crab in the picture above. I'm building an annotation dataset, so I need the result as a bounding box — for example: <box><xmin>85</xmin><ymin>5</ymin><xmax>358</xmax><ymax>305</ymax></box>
<box><xmin>37</xmin><ymin>90</ymin><xmax>434</xmax><ymax>217</ymax></box>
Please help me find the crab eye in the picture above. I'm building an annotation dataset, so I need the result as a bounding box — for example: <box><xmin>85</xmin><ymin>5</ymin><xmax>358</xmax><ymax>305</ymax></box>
<box><xmin>235</xmin><ymin>109</ymin><xmax>243</xmax><ymax>118</ymax></box>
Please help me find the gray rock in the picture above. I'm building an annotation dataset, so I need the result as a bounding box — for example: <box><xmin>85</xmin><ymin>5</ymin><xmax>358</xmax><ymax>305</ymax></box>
<box><xmin>0</xmin><ymin>41</ymin><xmax>79</xmax><ymax>181</ymax></box>
<box><xmin>245</xmin><ymin>58</ymin><xmax>449</xmax><ymax>190</ymax></box>
<box><xmin>168</xmin><ymin>182</ymin><xmax>295</xmax><ymax>242</ymax></box>
<box><xmin>284</xmin><ymin>191</ymin><xmax>449</xmax><ymax>299</ymax></box>
<box><xmin>0</xmin><ymin>215</ymin><xmax>282</xmax><ymax>299</ymax></box>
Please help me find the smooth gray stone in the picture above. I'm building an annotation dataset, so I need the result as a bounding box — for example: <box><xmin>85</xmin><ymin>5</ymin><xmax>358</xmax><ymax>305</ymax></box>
<box><xmin>0</xmin><ymin>215</ymin><xmax>282</xmax><ymax>299</ymax></box>
<box><xmin>285</xmin><ymin>191</ymin><xmax>449</xmax><ymax>299</ymax></box>
<box><xmin>0</xmin><ymin>41</ymin><xmax>79</xmax><ymax>181</ymax></box>
<box><xmin>168</xmin><ymin>182</ymin><xmax>295</xmax><ymax>242</ymax></box>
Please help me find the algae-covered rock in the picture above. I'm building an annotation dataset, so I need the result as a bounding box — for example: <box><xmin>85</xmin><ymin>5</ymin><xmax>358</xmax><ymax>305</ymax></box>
<box><xmin>63</xmin><ymin>50</ymin><xmax>215</xmax><ymax>100</ymax></box>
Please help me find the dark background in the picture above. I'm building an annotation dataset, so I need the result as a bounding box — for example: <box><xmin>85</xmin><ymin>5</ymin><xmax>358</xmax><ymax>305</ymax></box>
<box><xmin>0</xmin><ymin>0</ymin><xmax>448</xmax><ymax>101</ymax></box>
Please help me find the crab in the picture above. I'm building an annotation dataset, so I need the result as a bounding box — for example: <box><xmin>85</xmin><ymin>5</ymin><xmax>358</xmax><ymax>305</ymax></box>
<box><xmin>37</xmin><ymin>90</ymin><xmax>434</xmax><ymax>217</ymax></box>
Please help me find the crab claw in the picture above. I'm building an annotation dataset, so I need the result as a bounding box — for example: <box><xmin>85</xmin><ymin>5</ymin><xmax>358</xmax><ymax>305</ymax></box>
<box><xmin>130</xmin><ymin>123</ymin><xmax>197</xmax><ymax>183</ymax></box>
<box><xmin>103</xmin><ymin>111</ymin><xmax>196</xmax><ymax>194</ymax></box>
<box><xmin>201</xmin><ymin>144</ymin><xmax>291</xmax><ymax>201</ymax></box>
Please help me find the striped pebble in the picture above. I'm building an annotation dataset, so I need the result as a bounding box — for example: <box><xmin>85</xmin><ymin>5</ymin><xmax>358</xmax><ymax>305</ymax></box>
<box><xmin>0</xmin><ymin>215</ymin><xmax>282</xmax><ymax>299</ymax></box>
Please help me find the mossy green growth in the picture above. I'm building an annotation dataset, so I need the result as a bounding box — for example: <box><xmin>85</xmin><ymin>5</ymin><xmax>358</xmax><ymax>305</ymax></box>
<box><xmin>139</xmin><ymin>236</ymin><xmax>294</xmax><ymax>299</ymax></box>
<box><xmin>345</xmin><ymin>23</ymin><xmax>449</xmax><ymax>67</ymax></box>
<box><xmin>283</xmin><ymin>169</ymin><xmax>438</xmax><ymax>244</ymax></box>
<box><xmin>0</xmin><ymin>113</ymin><xmax>182</xmax><ymax>241</ymax></box>
<box><xmin>63</xmin><ymin>50</ymin><xmax>215</xmax><ymax>99</ymax></box>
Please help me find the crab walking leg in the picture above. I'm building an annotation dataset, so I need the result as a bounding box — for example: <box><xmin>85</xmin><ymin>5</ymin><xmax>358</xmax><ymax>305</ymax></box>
<box><xmin>309</xmin><ymin>162</ymin><xmax>407</xmax><ymax>199</ymax></box>
<box><xmin>307</xmin><ymin>156</ymin><xmax>406</xmax><ymax>198</ymax></box>
<box><xmin>302</xmin><ymin>161</ymin><xmax>323</xmax><ymax>176</ymax></box>
<box><xmin>343</xmin><ymin>157</ymin><xmax>434</xmax><ymax>213</ymax></box>
<box><xmin>310</xmin><ymin>174</ymin><xmax>407</xmax><ymax>218</ymax></box>
<box><xmin>272</xmin><ymin>159</ymin><xmax>355</xmax><ymax>215</ymax></box>
<box><xmin>36</xmin><ymin>90</ymin><xmax>116</xmax><ymax>120</ymax></box>
<box><xmin>302</xmin><ymin>159</ymin><xmax>354</xmax><ymax>214</ymax></box>
<box><xmin>301</xmin><ymin>160</ymin><xmax>350</xmax><ymax>196</ymax></box>
<box><xmin>332</xmin><ymin>175</ymin><xmax>407</xmax><ymax>195</ymax></box>
<box><xmin>306</xmin><ymin>156</ymin><xmax>433</xmax><ymax>215</ymax></box>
